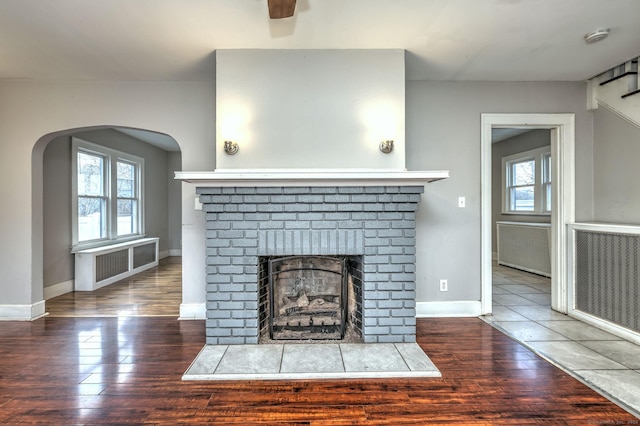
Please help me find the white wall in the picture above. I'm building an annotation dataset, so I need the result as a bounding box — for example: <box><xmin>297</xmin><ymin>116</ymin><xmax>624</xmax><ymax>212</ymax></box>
<box><xmin>215</xmin><ymin>49</ymin><xmax>406</xmax><ymax>170</ymax></box>
<box><xmin>0</xmin><ymin>80</ymin><xmax>213</xmax><ymax>317</ymax></box>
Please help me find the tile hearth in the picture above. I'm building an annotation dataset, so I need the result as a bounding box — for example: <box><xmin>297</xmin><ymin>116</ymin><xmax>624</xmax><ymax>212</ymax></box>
<box><xmin>183</xmin><ymin>343</ymin><xmax>440</xmax><ymax>381</ymax></box>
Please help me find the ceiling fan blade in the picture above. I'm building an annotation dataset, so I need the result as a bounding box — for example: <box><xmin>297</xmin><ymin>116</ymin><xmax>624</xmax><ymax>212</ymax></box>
<box><xmin>268</xmin><ymin>0</ymin><xmax>296</xmax><ymax>19</ymax></box>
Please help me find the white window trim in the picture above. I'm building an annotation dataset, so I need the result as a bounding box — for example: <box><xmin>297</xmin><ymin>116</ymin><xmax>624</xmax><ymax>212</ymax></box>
<box><xmin>71</xmin><ymin>137</ymin><xmax>145</xmax><ymax>252</ymax></box>
<box><xmin>501</xmin><ymin>145</ymin><xmax>551</xmax><ymax>216</ymax></box>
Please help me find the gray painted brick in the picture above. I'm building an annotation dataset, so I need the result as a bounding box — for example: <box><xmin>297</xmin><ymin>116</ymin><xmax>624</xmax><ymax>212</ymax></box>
<box><xmin>218</xmin><ymin>319</ymin><xmax>245</xmax><ymax>328</ymax></box>
<box><xmin>338</xmin><ymin>187</ymin><xmax>365</xmax><ymax>194</ymax></box>
<box><xmin>285</xmin><ymin>221</ymin><xmax>310</xmax><ymax>230</ymax></box>
<box><xmin>221</xmin><ymin>187</ymin><xmax>236</xmax><ymax>194</ymax></box>
<box><xmin>364</xmin><ymin>221</ymin><xmax>392</xmax><ymax>229</ymax></box>
<box><xmin>206</xmin><ymin>237</ymin><xmax>231</xmax><ymax>247</ymax></box>
<box><xmin>390</xmin><ymin>237</ymin><xmax>415</xmax><ymax>246</ymax></box>
<box><xmin>255</xmin><ymin>187</ymin><xmax>283</xmax><ymax>194</ymax></box>
<box><xmin>337</xmin><ymin>203</ymin><xmax>363</xmax><ymax>211</ymax></box>
<box><xmin>366</xmin><ymin>290</ymin><xmax>390</xmax><ymax>300</ymax></box>
<box><xmin>392</xmin><ymin>308</ymin><xmax>415</xmax><ymax>317</ymax></box>
<box><xmin>231</xmin><ymin>310</ymin><xmax>258</xmax><ymax>319</ymax></box>
<box><xmin>232</xmin><ymin>239</ymin><xmax>258</xmax><ymax>248</ymax></box>
<box><xmin>384</xmin><ymin>187</ymin><xmax>400</xmax><ymax>193</ymax></box>
<box><xmin>245</xmin><ymin>318</ymin><xmax>259</xmax><ymax>328</ymax></box>
<box><xmin>207</xmin><ymin>309</ymin><xmax>232</xmax><ymax>319</ymax></box>
<box><xmin>257</xmin><ymin>204</ymin><xmax>283</xmax><ymax>213</ymax></box>
<box><xmin>324</xmin><ymin>194</ymin><xmax>350</xmax><ymax>203</ymax></box>
<box><xmin>310</xmin><ymin>204</ymin><xmax>338</xmax><ymax>212</ymax></box>
<box><xmin>391</xmin><ymin>220</ymin><xmax>415</xmax><ymax>229</ymax></box>
<box><xmin>404</xmin><ymin>316</ymin><xmax>417</xmax><ymax>326</ymax></box>
<box><xmin>287</xmin><ymin>203</ymin><xmax>311</xmax><ymax>212</ymax></box>
<box><xmin>235</xmin><ymin>187</ymin><xmax>256</xmax><ymax>194</ymax></box>
<box><xmin>377</xmin><ymin>335</ymin><xmax>404</xmax><ymax>343</ymax></box>
<box><xmin>297</xmin><ymin>194</ymin><xmax>325</xmax><ymax>203</ymax></box>
<box><xmin>218</xmin><ymin>301</ymin><xmax>245</xmax><ymax>310</ymax></box>
<box><xmin>206</xmin><ymin>220</ymin><xmax>231</xmax><ymax>230</ymax></box>
<box><xmin>377</xmin><ymin>212</ymin><xmax>404</xmax><ymax>220</ymax></box>
<box><xmin>203</xmin><ymin>204</ymin><xmax>224</xmax><ymax>213</ymax></box>
<box><xmin>376</xmin><ymin>282</ymin><xmax>403</xmax><ymax>291</ymax></box>
<box><xmin>218</xmin><ymin>212</ymin><xmax>244</xmax><ymax>221</ymax></box>
<box><xmin>377</xmin><ymin>317</ymin><xmax>405</xmax><ymax>326</ymax></box>
<box><xmin>207</xmin><ymin>256</ymin><xmax>232</xmax><ymax>266</ymax></box>
<box><xmin>232</xmin><ymin>221</ymin><xmax>259</xmax><ymax>230</ymax></box>
<box><xmin>217</xmin><ymin>337</ymin><xmax>248</xmax><ymax>345</ymax></box>
<box><xmin>270</xmin><ymin>195</ymin><xmax>297</xmax><ymax>203</ymax></box>
<box><xmin>390</xmin><ymin>273</ymin><xmax>416</xmax><ymax>283</ymax></box>
<box><xmin>244</xmin><ymin>301</ymin><xmax>258</xmax><ymax>310</ymax></box>
<box><xmin>377</xmin><ymin>229</ymin><xmax>404</xmax><ymax>238</ymax></box>
<box><xmin>284</xmin><ymin>187</ymin><xmax>311</xmax><ymax>194</ymax></box>
<box><xmin>377</xmin><ymin>299</ymin><xmax>404</xmax><ymax>309</ymax></box>
<box><xmin>391</xmin><ymin>255</ymin><xmax>416</xmax><ymax>264</ymax></box>
<box><xmin>364</xmin><ymin>186</ymin><xmax>385</xmax><ymax>194</ymax></box>
<box><xmin>311</xmin><ymin>187</ymin><xmax>337</xmax><ymax>194</ymax></box>
<box><xmin>399</xmin><ymin>186</ymin><xmax>424</xmax><ymax>193</ymax></box>
<box><xmin>218</xmin><ymin>265</ymin><xmax>245</xmax><ymax>274</ymax></box>
<box><xmin>377</xmin><ymin>264</ymin><xmax>404</xmax><ymax>273</ymax></box>
<box><xmin>311</xmin><ymin>220</ymin><xmax>337</xmax><ymax>230</ymax></box>
<box><xmin>233</xmin><ymin>328</ymin><xmax>258</xmax><ymax>337</ymax></box>
<box><xmin>364</xmin><ymin>326</ymin><xmax>390</xmax><ymax>335</ymax></box>
<box><xmin>223</xmin><ymin>204</ymin><xmax>239</xmax><ymax>212</ymax></box>
<box><xmin>260</xmin><ymin>221</ymin><xmax>285</xmax><ymax>229</ymax></box>
<box><xmin>206</xmin><ymin>274</ymin><xmax>229</xmax><ymax>283</ymax></box>
<box><xmin>271</xmin><ymin>213</ymin><xmax>298</xmax><ymax>221</ymax></box>
<box><xmin>244</xmin><ymin>195</ymin><xmax>270</xmax><ymax>203</ymax></box>
<box><xmin>197</xmin><ymin>187</ymin><xmax>221</xmax><ymax>195</ymax></box>
<box><xmin>403</xmin><ymin>300</ymin><xmax>417</xmax><ymax>309</ymax></box>
<box><xmin>238</xmin><ymin>204</ymin><xmax>258</xmax><ymax>212</ymax></box>
<box><xmin>208</xmin><ymin>292</ymin><xmax>232</xmax><ymax>301</ymax></box>
<box><xmin>391</xmin><ymin>326</ymin><xmax>416</xmax><ymax>336</ymax></box>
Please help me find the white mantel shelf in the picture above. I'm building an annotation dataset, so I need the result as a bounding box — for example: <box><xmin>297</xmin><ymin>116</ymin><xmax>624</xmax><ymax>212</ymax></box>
<box><xmin>175</xmin><ymin>169</ymin><xmax>449</xmax><ymax>187</ymax></box>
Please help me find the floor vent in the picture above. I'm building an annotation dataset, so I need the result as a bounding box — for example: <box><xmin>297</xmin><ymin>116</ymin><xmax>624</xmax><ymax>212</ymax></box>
<box><xmin>575</xmin><ymin>230</ymin><xmax>640</xmax><ymax>334</ymax></box>
<box><xmin>497</xmin><ymin>221</ymin><xmax>551</xmax><ymax>277</ymax></box>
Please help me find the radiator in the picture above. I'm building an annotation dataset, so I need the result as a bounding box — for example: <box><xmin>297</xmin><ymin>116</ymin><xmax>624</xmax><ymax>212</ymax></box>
<box><xmin>74</xmin><ymin>237</ymin><xmax>160</xmax><ymax>291</ymax></box>
<box><xmin>497</xmin><ymin>221</ymin><xmax>551</xmax><ymax>277</ymax></box>
<box><xmin>574</xmin><ymin>229</ymin><xmax>640</xmax><ymax>334</ymax></box>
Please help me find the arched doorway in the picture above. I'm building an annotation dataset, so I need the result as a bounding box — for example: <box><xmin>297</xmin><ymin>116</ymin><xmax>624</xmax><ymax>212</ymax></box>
<box><xmin>33</xmin><ymin>126</ymin><xmax>182</xmax><ymax>316</ymax></box>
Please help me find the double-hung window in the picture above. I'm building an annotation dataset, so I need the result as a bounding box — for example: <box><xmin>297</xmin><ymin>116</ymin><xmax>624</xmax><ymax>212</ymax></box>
<box><xmin>502</xmin><ymin>146</ymin><xmax>551</xmax><ymax>215</ymax></box>
<box><xmin>72</xmin><ymin>138</ymin><xmax>144</xmax><ymax>250</ymax></box>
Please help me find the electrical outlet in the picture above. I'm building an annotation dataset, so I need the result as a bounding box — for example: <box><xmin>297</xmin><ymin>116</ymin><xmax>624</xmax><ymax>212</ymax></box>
<box><xmin>458</xmin><ymin>196</ymin><xmax>466</xmax><ymax>208</ymax></box>
<box><xmin>439</xmin><ymin>279</ymin><xmax>448</xmax><ymax>292</ymax></box>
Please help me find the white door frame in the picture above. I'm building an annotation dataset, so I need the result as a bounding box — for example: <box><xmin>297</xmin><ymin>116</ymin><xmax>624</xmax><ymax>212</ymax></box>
<box><xmin>481</xmin><ymin>113</ymin><xmax>575</xmax><ymax>315</ymax></box>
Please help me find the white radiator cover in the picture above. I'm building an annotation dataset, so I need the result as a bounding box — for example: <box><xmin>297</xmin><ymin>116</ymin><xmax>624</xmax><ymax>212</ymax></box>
<box><xmin>497</xmin><ymin>221</ymin><xmax>551</xmax><ymax>277</ymax></box>
<box><xmin>74</xmin><ymin>237</ymin><xmax>159</xmax><ymax>291</ymax></box>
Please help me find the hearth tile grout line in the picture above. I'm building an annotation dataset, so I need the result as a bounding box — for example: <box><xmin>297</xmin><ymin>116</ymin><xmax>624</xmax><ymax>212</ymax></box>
<box><xmin>213</xmin><ymin>345</ymin><xmax>230</xmax><ymax>374</ymax></box>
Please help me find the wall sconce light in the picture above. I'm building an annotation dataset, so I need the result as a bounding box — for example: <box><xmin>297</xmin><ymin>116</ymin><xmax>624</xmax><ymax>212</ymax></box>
<box><xmin>224</xmin><ymin>140</ymin><xmax>239</xmax><ymax>155</ymax></box>
<box><xmin>379</xmin><ymin>140</ymin><xmax>394</xmax><ymax>154</ymax></box>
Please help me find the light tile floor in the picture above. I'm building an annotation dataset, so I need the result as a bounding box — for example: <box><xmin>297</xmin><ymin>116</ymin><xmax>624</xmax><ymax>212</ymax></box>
<box><xmin>483</xmin><ymin>263</ymin><xmax>640</xmax><ymax>417</ymax></box>
<box><xmin>183</xmin><ymin>342</ymin><xmax>441</xmax><ymax>381</ymax></box>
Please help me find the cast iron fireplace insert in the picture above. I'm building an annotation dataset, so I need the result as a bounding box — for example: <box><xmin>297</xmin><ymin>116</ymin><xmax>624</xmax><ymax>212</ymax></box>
<box><xmin>264</xmin><ymin>256</ymin><xmax>350</xmax><ymax>340</ymax></box>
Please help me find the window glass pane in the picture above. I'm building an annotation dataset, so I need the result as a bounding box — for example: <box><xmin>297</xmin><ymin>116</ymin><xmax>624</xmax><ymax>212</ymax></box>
<box><xmin>510</xmin><ymin>186</ymin><xmax>534</xmax><ymax>211</ymax></box>
<box><xmin>511</xmin><ymin>160</ymin><xmax>535</xmax><ymax>186</ymax></box>
<box><xmin>543</xmin><ymin>154</ymin><xmax>551</xmax><ymax>183</ymax></box>
<box><xmin>78</xmin><ymin>197</ymin><xmax>105</xmax><ymax>241</ymax></box>
<box><xmin>77</xmin><ymin>152</ymin><xmax>104</xmax><ymax>196</ymax></box>
<box><xmin>545</xmin><ymin>184</ymin><xmax>552</xmax><ymax>211</ymax></box>
<box><xmin>117</xmin><ymin>199</ymin><xmax>137</xmax><ymax>236</ymax></box>
<box><xmin>117</xmin><ymin>161</ymin><xmax>135</xmax><ymax>198</ymax></box>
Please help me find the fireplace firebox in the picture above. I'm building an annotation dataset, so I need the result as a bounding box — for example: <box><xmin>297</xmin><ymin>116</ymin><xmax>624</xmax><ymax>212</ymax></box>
<box><xmin>259</xmin><ymin>256</ymin><xmax>363</xmax><ymax>341</ymax></box>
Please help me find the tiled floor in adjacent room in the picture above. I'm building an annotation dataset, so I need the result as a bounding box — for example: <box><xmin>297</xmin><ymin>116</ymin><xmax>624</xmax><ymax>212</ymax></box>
<box><xmin>483</xmin><ymin>262</ymin><xmax>640</xmax><ymax>416</ymax></box>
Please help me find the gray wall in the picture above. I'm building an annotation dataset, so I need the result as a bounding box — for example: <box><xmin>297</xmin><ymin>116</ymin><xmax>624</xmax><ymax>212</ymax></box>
<box><xmin>593</xmin><ymin>106</ymin><xmax>640</xmax><ymax>225</ymax></box>
<box><xmin>167</xmin><ymin>151</ymin><xmax>182</xmax><ymax>252</ymax></box>
<box><xmin>406</xmin><ymin>81</ymin><xmax>593</xmax><ymax>303</ymax></box>
<box><xmin>491</xmin><ymin>130</ymin><xmax>551</xmax><ymax>253</ymax></box>
<box><xmin>42</xmin><ymin>128</ymin><xmax>179</xmax><ymax>289</ymax></box>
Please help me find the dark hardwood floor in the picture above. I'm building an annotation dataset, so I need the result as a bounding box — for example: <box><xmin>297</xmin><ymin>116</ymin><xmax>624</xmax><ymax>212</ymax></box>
<box><xmin>10</xmin><ymin>260</ymin><xmax>635</xmax><ymax>424</ymax></box>
<box><xmin>0</xmin><ymin>315</ymin><xmax>635</xmax><ymax>424</ymax></box>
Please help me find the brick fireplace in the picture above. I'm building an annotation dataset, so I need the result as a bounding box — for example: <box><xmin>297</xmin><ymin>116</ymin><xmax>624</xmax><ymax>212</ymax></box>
<box><xmin>182</xmin><ymin>170</ymin><xmax>448</xmax><ymax>346</ymax></box>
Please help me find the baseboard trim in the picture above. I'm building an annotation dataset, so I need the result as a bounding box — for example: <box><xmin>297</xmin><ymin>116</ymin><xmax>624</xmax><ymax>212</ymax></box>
<box><xmin>0</xmin><ymin>300</ymin><xmax>46</xmax><ymax>321</ymax></box>
<box><xmin>179</xmin><ymin>303</ymin><xmax>206</xmax><ymax>320</ymax></box>
<box><xmin>416</xmin><ymin>301</ymin><xmax>481</xmax><ymax>318</ymax></box>
<box><xmin>169</xmin><ymin>249</ymin><xmax>182</xmax><ymax>257</ymax></box>
<box><xmin>44</xmin><ymin>280</ymin><xmax>74</xmax><ymax>300</ymax></box>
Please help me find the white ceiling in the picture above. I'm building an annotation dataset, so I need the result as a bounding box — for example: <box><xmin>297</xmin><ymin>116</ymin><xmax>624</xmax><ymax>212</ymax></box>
<box><xmin>1</xmin><ymin>0</ymin><xmax>639</xmax><ymax>82</ymax></box>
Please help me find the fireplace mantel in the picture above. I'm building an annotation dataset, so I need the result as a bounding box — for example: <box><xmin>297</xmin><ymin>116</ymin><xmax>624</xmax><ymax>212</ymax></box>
<box><xmin>175</xmin><ymin>169</ymin><xmax>449</xmax><ymax>187</ymax></box>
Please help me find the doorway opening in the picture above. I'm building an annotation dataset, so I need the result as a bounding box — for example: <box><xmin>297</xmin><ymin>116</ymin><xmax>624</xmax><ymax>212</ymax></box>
<box><xmin>480</xmin><ymin>114</ymin><xmax>575</xmax><ymax>316</ymax></box>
